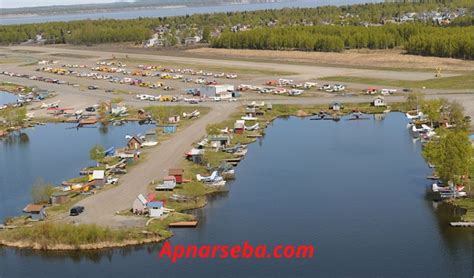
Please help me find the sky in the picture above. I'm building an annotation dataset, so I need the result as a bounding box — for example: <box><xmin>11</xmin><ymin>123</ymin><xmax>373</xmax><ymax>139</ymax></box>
<box><xmin>1</xmin><ymin>0</ymin><xmax>122</xmax><ymax>9</ymax></box>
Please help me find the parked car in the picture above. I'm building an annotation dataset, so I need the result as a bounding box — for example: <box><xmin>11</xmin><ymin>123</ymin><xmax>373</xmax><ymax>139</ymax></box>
<box><xmin>88</xmin><ymin>85</ymin><xmax>99</xmax><ymax>90</ymax></box>
<box><xmin>85</xmin><ymin>106</ymin><xmax>96</xmax><ymax>112</ymax></box>
<box><xmin>70</xmin><ymin>206</ymin><xmax>84</xmax><ymax>216</ymax></box>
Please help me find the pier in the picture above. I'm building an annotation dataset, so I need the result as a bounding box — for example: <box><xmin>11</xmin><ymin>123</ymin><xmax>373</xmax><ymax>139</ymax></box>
<box><xmin>449</xmin><ymin>222</ymin><xmax>474</xmax><ymax>227</ymax></box>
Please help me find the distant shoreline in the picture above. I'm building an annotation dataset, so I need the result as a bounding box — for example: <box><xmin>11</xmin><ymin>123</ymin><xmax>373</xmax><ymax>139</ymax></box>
<box><xmin>1</xmin><ymin>5</ymin><xmax>188</xmax><ymax>19</ymax></box>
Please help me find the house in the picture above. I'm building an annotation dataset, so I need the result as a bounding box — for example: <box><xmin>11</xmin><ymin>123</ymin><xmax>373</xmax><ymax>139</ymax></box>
<box><xmin>169</xmin><ymin>168</ymin><xmax>184</xmax><ymax>184</ymax></box>
<box><xmin>209</xmin><ymin>135</ymin><xmax>231</xmax><ymax>149</ymax></box>
<box><xmin>155</xmin><ymin>176</ymin><xmax>177</xmax><ymax>191</ymax></box>
<box><xmin>163</xmin><ymin>125</ymin><xmax>177</xmax><ymax>134</ymax></box>
<box><xmin>132</xmin><ymin>194</ymin><xmax>148</xmax><ymax>215</ymax></box>
<box><xmin>23</xmin><ymin>204</ymin><xmax>47</xmax><ymax>221</ymax></box>
<box><xmin>185</xmin><ymin>148</ymin><xmax>204</xmax><ymax>164</ymax></box>
<box><xmin>199</xmin><ymin>84</ymin><xmax>235</xmax><ymax>98</ymax></box>
<box><xmin>50</xmin><ymin>192</ymin><xmax>70</xmax><ymax>205</ymax></box>
<box><xmin>234</xmin><ymin>120</ymin><xmax>245</xmax><ymax>134</ymax></box>
<box><xmin>330</xmin><ymin>102</ymin><xmax>343</xmax><ymax>111</ymax></box>
<box><xmin>92</xmin><ymin>170</ymin><xmax>105</xmax><ymax>187</ymax></box>
<box><xmin>373</xmin><ymin>96</ymin><xmax>386</xmax><ymax>107</ymax></box>
<box><xmin>127</xmin><ymin>136</ymin><xmax>143</xmax><ymax>150</ymax></box>
<box><xmin>147</xmin><ymin>201</ymin><xmax>164</xmax><ymax>218</ymax></box>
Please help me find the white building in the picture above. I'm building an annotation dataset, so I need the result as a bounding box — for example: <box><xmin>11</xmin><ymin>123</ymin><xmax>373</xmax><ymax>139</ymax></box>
<box><xmin>373</xmin><ymin>96</ymin><xmax>386</xmax><ymax>107</ymax></box>
<box><xmin>199</xmin><ymin>84</ymin><xmax>234</xmax><ymax>98</ymax></box>
<box><xmin>147</xmin><ymin>201</ymin><xmax>164</xmax><ymax>218</ymax></box>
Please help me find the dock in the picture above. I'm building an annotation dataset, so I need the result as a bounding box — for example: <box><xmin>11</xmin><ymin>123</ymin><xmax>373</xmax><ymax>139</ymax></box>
<box><xmin>79</xmin><ymin>118</ymin><xmax>98</xmax><ymax>125</ymax></box>
<box><xmin>247</xmin><ymin>134</ymin><xmax>263</xmax><ymax>138</ymax></box>
<box><xmin>168</xmin><ymin>221</ymin><xmax>198</xmax><ymax>228</ymax></box>
<box><xmin>449</xmin><ymin>222</ymin><xmax>474</xmax><ymax>227</ymax></box>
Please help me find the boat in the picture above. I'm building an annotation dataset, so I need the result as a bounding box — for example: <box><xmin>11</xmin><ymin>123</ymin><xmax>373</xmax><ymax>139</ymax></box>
<box><xmin>406</xmin><ymin>111</ymin><xmax>424</xmax><ymax>120</ymax></box>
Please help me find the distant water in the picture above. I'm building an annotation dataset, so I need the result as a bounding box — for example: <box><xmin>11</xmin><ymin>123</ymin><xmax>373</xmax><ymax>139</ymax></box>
<box><xmin>0</xmin><ymin>0</ymin><xmax>379</xmax><ymax>25</ymax></box>
<box><xmin>0</xmin><ymin>122</ymin><xmax>153</xmax><ymax>221</ymax></box>
<box><xmin>1</xmin><ymin>113</ymin><xmax>471</xmax><ymax>277</ymax></box>
<box><xmin>0</xmin><ymin>91</ymin><xmax>17</xmax><ymax>105</ymax></box>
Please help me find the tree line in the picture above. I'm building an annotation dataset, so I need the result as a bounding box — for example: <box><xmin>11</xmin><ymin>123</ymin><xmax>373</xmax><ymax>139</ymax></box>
<box><xmin>211</xmin><ymin>24</ymin><xmax>474</xmax><ymax>59</ymax></box>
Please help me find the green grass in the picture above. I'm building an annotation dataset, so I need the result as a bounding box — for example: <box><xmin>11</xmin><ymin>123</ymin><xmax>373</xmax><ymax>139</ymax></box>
<box><xmin>109</xmin><ymin>57</ymin><xmax>296</xmax><ymax>76</ymax></box>
<box><xmin>452</xmin><ymin>198</ymin><xmax>474</xmax><ymax>222</ymax></box>
<box><xmin>320</xmin><ymin>74</ymin><xmax>474</xmax><ymax>90</ymax></box>
<box><xmin>0</xmin><ymin>223</ymin><xmax>146</xmax><ymax>248</ymax></box>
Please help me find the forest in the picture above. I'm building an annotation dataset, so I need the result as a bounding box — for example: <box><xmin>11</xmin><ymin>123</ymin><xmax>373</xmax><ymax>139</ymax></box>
<box><xmin>0</xmin><ymin>0</ymin><xmax>472</xmax><ymax>59</ymax></box>
<box><xmin>211</xmin><ymin>24</ymin><xmax>474</xmax><ymax>59</ymax></box>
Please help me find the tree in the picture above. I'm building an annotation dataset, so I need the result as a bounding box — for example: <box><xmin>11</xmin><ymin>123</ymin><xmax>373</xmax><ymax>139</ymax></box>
<box><xmin>422</xmin><ymin>99</ymin><xmax>443</xmax><ymax>126</ymax></box>
<box><xmin>31</xmin><ymin>178</ymin><xmax>54</xmax><ymax>204</ymax></box>
<box><xmin>405</xmin><ymin>91</ymin><xmax>424</xmax><ymax>110</ymax></box>
<box><xmin>89</xmin><ymin>144</ymin><xmax>105</xmax><ymax>165</ymax></box>
<box><xmin>423</xmin><ymin>129</ymin><xmax>474</xmax><ymax>185</ymax></box>
<box><xmin>202</xmin><ymin>26</ymin><xmax>211</xmax><ymax>43</ymax></box>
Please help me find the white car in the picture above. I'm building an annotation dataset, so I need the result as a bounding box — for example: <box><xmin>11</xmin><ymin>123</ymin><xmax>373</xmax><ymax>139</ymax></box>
<box><xmin>332</xmin><ymin>84</ymin><xmax>346</xmax><ymax>92</ymax></box>
<box><xmin>320</xmin><ymin>84</ymin><xmax>332</xmax><ymax>91</ymax></box>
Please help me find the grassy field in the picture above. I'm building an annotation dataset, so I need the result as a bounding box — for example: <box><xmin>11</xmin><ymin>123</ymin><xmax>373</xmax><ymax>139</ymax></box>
<box><xmin>453</xmin><ymin>198</ymin><xmax>474</xmax><ymax>221</ymax></box>
<box><xmin>320</xmin><ymin>74</ymin><xmax>474</xmax><ymax>90</ymax></box>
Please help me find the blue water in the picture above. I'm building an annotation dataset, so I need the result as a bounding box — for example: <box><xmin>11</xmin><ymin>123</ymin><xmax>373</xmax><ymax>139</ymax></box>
<box><xmin>0</xmin><ymin>91</ymin><xmax>18</xmax><ymax>105</ymax></box>
<box><xmin>0</xmin><ymin>113</ymin><xmax>471</xmax><ymax>277</ymax></box>
<box><xmin>1</xmin><ymin>0</ymin><xmax>379</xmax><ymax>25</ymax></box>
<box><xmin>0</xmin><ymin>122</ymin><xmax>152</xmax><ymax>221</ymax></box>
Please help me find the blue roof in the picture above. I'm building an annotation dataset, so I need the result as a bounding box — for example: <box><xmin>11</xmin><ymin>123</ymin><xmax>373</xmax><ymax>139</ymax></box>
<box><xmin>470</xmin><ymin>134</ymin><xmax>474</xmax><ymax>140</ymax></box>
<box><xmin>147</xmin><ymin>201</ymin><xmax>163</xmax><ymax>208</ymax></box>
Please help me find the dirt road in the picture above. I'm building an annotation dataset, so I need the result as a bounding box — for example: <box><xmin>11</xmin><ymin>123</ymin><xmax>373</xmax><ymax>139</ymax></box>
<box><xmin>69</xmin><ymin>103</ymin><xmax>237</xmax><ymax>227</ymax></box>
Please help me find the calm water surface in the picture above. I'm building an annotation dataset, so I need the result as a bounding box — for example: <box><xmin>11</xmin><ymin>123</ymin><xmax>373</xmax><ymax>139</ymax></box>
<box><xmin>0</xmin><ymin>113</ymin><xmax>472</xmax><ymax>277</ymax></box>
<box><xmin>1</xmin><ymin>0</ymin><xmax>379</xmax><ymax>25</ymax></box>
<box><xmin>0</xmin><ymin>91</ymin><xmax>17</xmax><ymax>106</ymax></box>
<box><xmin>0</xmin><ymin>122</ymin><xmax>153</xmax><ymax>221</ymax></box>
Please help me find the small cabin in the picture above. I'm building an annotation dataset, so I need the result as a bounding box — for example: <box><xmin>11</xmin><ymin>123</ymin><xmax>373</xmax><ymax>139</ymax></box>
<box><xmin>92</xmin><ymin>170</ymin><xmax>105</xmax><ymax>187</ymax></box>
<box><xmin>50</xmin><ymin>192</ymin><xmax>70</xmax><ymax>205</ymax></box>
<box><xmin>185</xmin><ymin>148</ymin><xmax>204</xmax><ymax>164</ymax></box>
<box><xmin>132</xmin><ymin>194</ymin><xmax>148</xmax><ymax>215</ymax></box>
<box><xmin>330</xmin><ymin>102</ymin><xmax>343</xmax><ymax>111</ymax></box>
<box><xmin>169</xmin><ymin>168</ymin><xmax>184</xmax><ymax>184</ymax></box>
<box><xmin>209</xmin><ymin>136</ymin><xmax>231</xmax><ymax>149</ymax></box>
<box><xmin>147</xmin><ymin>201</ymin><xmax>164</xmax><ymax>218</ymax></box>
<box><xmin>373</xmin><ymin>96</ymin><xmax>386</xmax><ymax>107</ymax></box>
<box><xmin>127</xmin><ymin>136</ymin><xmax>143</xmax><ymax>150</ymax></box>
<box><xmin>23</xmin><ymin>204</ymin><xmax>47</xmax><ymax>221</ymax></box>
<box><xmin>234</xmin><ymin>120</ymin><xmax>245</xmax><ymax>134</ymax></box>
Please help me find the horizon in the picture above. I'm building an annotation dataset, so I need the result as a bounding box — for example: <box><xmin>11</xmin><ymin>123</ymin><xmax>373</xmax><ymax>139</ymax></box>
<box><xmin>1</xmin><ymin>0</ymin><xmax>126</xmax><ymax>9</ymax></box>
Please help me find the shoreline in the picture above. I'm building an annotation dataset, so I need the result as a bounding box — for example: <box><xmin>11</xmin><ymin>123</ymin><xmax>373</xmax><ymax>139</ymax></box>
<box><xmin>1</xmin><ymin>102</ymin><xmax>472</xmax><ymax>251</ymax></box>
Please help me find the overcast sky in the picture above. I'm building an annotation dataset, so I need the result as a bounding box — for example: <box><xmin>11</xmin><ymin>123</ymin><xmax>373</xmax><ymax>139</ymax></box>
<box><xmin>1</xmin><ymin>0</ymin><xmax>121</xmax><ymax>9</ymax></box>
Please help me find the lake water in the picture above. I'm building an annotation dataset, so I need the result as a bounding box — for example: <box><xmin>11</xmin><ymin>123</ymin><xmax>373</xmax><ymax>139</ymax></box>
<box><xmin>0</xmin><ymin>91</ymin><xmax>18</xmax><ymax>106</ymax></box>
<box><xmin>0</xmin><ymin>113</ymin><xmax>472</xmax><ymax>277</ymax></box>
<box><xmin>1</xmin><ymin>0</ymin><xmax>378</xmax><ymax>25</ymax></box>
<box><xmin>0</xmin><ymin>122</ymin><xmax>153</xmax><ymax>221</ymax></box>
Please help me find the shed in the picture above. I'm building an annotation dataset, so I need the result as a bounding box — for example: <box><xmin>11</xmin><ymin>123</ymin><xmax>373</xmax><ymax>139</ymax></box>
<box><xmin>234</xmin><ymin>120</ymin><xmax>245</xmax><ymax>134</ymax></box>
<box><xmin>168</xmin><ymin>115</ymin><xmax>180</xmax><ymax>123</ymax></box>
<box><xmin>373</xmin><ymin>96</ymin><xmax>386</xmax><ymax>107</ymax></box>
<box><xmin>92</xmin><ymin>170</ymin><xmax>105</xmax><ymax>187</ymax></box>
<box><xmin>163</xmin><ymin>125</ymin><xmax>177</xmax><ymax>134</ymax></box>
<box><xmin>330</xmin><ymin>102</ymin><xmax>343</xmax><ymax>111</ymax></box>
<box><xmin>169</xmin><ymin>168</ymin><xmax>184</xmax><ymax>184</ymax></box>
<box><xmin>132</xmin><ymin>194</ymin><xmax>148</xmax><ymax>215</ymax></box>
<box><xmin>23</xmin><ymin>204</ymin><xmax>47</xmax><ymax>221</ymax></box>
<box><xmin>147</xmin><ymin>201</ymin><xmax>164</xmax><ymax>218</ymax></box>
<box><xmin>127</xmin><ymin>136</ymin><xmax>143</xmax><ymax>150</ymax></box>
<box><xmin>50</xmin><ymin>192</ymin><xmax>70</xmax><ymax>205</ymax></box>
<box><xmin>144</xmin><ymin>129</ymin><xmax>157</xmax><ymax>143</ymax></box>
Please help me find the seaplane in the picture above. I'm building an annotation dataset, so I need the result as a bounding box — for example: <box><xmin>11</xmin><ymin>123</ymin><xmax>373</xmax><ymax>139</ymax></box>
<box><xmin>220</xmin><ymin>127</ymin><xmax>230</xmax><ymax>134</ymax></box>
<box><xmin>241</xmin><ymin>115</ymin><xmax>258</xmax><ymax>121</ymax></box>
<box><xmin>196</xmin><ymin>171</ymin><xmax>225</xmax><ymax>185</ymax></box>
<box><xmin>406</xmin><ymin>111</ymin><xmax>424</xmax><ymax>120</ymax></box>
<box><xmin>245</xmin><ymin>123</ymin><xmax>260</xmax><ymax>131</ymax></box>
<box><xmin>183</xmin><ymin>110</ymin><xmax>200</xmax><ymax>119</ymax></box>
<box><xmin>40</xmin><ymin>101</ymin><xmax>60</xmax><ymax>109</ymax></box>
<box><xmin>288</xmin><ymin>89</ymin><xmax>304</xmax><ymax>96</ymax></box>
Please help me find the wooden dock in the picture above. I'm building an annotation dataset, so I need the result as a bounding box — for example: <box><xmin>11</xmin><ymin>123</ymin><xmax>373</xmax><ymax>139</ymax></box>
<box><xmin>449</xmin><ymin>222</ymin><xmax>474</xmax><ymax>227</ymax></box>
<box><xmin>168</xmin><ymin>221</ymin><xmax>198</xmax><ymax>228</ymax></box>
